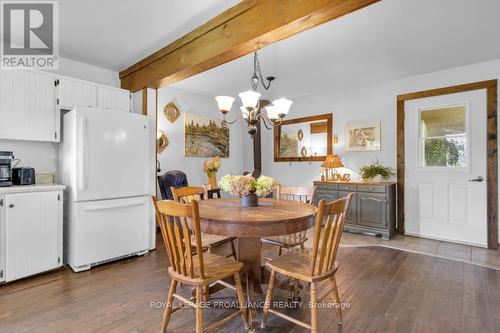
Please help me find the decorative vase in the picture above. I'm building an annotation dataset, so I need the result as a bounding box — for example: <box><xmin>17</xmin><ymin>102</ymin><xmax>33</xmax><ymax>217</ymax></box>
<box><xmin>208</xmin><ymin>172</ymin><xmax>218</xmax><ymax>189</ymax></box>
<box><xmin>241</xmin><ymin>192</ymin><xmax>258</xmax><ymax>207</ymax></box>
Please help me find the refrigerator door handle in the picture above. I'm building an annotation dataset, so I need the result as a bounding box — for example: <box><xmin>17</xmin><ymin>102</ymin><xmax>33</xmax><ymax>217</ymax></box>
<box><xmin>79</xmin><ymin>116</ymin><xmax>88</xmax><ymax>191</ymax></box>
<box><xmin>84</xmin><ymin>199</ymin><xmax>146</xmax><ymax>212</ymax></box>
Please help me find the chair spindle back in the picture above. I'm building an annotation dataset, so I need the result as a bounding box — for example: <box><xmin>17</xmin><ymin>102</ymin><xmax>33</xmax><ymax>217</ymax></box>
<box><xmin>152</xmin><ymin>197</ymin><xmax>205</xmax><ymax>279</ymax></box>
<box><xmin>310</xmin><ymin>193</ymin><xmax>353</xmax><ymax>276</ymax></box>
<box><xmin>171</xmin><ymin>186</ymin><xmax>206</xmax><ymax>204</ymax></box>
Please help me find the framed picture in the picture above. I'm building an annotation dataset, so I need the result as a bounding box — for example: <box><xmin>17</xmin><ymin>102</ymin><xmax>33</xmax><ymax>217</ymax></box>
<box><xmin>184</xmin><ymin>112</ymin><xmax>229</xmax><ymax>157</ymax></box>
<box><xmin>345</xmin><ymin>121</ymin><xmax>381</xmax><ymax>151</ymax></box>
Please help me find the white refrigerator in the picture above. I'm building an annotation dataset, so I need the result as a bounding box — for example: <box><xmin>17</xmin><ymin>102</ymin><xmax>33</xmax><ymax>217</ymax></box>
<box><xmin>60</xmin><ymin>107</ymin><xmax>150</xmax><ymax>272</ymax></box>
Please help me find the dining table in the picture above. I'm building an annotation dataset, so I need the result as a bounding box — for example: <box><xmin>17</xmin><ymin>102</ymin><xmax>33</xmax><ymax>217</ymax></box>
<box><xmin>197</xmin><ymin>197</ymin><xmax>317</xmax><ymax>328</ymax></box>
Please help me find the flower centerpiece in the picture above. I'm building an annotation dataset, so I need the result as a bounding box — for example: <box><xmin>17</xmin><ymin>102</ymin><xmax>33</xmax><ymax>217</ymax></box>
<box><xmin>203</xmin><ymin>156</ymin><xmax>221</xmax><ymax>189</ymax></box>
<box><xmin>219</xmin><ymin>174</ymin><xmax>277</xmax><ymax>207</ymax></box>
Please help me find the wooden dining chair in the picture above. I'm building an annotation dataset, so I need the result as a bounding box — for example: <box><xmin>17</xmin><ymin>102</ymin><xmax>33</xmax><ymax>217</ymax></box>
<box><xmin>170</xmin><ymin>186</ymin><xmax>237</xmax><ymax>260</ymax></box>
<box><xmin>152</xmin><ymin>197</ymin><xmax>248</xmax><ymax>333</ymax></box>
<box><xmin>261</xmin><ymin>186</ymin><xmax>317</xmax><ymax>255</ymax></box>
<box><xmin>261</xmin><ymin>193</ymin><xmax>353</xmax><ymax>333</ymax></box>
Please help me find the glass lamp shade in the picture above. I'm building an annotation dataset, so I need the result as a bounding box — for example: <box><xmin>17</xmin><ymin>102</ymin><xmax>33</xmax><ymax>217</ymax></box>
<box><xmin>240</xmin><ymin>106</ymin><xmax>249</xmax><ymax>119</ymax></box>
<box><xmin>239</xmin><ymin>90</ymin><xmax>261</xmax><ymax>109</ymax></box>
<box><xmin>215</xmin><ymin>96</ymin><xmax>235</xmax><ymax>113</ymax></box>
<box><xmin>321</xmin><ymin>153</ymin><xmax>344</xmax><ymax>168</ymax></box>
<box><xmin>265</xmin><ymin>105</ymin><xmax>280</xmax><ymax>120</ymax></box>
<box><xmin>272</xmin><ymin>98</ymin><xmax>293</xmax><ymax>116</ymax></box>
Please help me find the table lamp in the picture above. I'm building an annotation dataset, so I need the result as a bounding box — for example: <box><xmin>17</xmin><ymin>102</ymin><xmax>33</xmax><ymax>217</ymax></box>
<box><xmin>321</xmin><ymin>153</ymin><xmax>346</xmax><ymax>181</ymax></box>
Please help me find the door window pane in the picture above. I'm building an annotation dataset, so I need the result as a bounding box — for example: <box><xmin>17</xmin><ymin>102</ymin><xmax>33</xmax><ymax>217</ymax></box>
<box><xmin>421</xmin><ymin>106</ymin><xmax>466</xmax><ymax>137</ymax></box>
<box><xmin>420</xmin><ymin>105</ymin><xmax>467</xmax><ymax>168</ymax></box>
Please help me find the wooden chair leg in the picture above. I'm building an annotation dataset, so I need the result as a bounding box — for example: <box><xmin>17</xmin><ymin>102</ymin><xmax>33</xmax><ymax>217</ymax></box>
<box><xmin>204</xmin><ymin>285</ymin><xmax>210</xmax><ymax>302</ymax></box>
<box><xmin>230</xmin><ymin>239</ymin><xmax>237</xmax><ymax>260</ymax></box>
<box><xmin>234</xmin><ymin>273</ymin><xmax>249</xmax><ymax>329</ymax></box>
<box><xmin>300</xmin><ymin>243</ymin><xmax>305</xmax><ymax>250</ymax></box>
<box><xmin>310</xmin><ymin>282</ymin><xmax>318</xmax><ymax>333</ymax></box>
<box><xmin>261</xmin><ymin>269</ymin><xmax>276</xmax><ymax>328</ymax></box>
<box><xmin>330</xmin><ymin>276</ymin><xmax>342</xmax><ymax>325</ymax></box>
<box><xmin>195</xmin><ymin>286</ymin><xmax>204</xmax><ymax>333</ymax></box>
<box><xmin>278</xmin><ymin>247</ymin><xmax>282</xmax><ymax>256</ymax></box>
<box><xmin>293</xmin><ymin>279</ymin><xmax>300</xmax><ymax>301</ymax></box>
<box><xmin>161</xmin><ymin>279</ymin><xmax>177</xmax><ymax>333</ymax></box>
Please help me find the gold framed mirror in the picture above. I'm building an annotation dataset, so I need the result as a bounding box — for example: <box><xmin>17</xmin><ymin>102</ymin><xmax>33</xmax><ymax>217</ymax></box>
<box><xmin>163</xmin><ymin>101</ymin><xmax>180</xmax><ymax>123</ymax></box>
<box><xmin>274</xmin><ymin>113</ymin><xmax>333</xmax><ymax>162</ymax></box>
<box><xmin>157</xmin><ymin>130</ymin><xmax>169</xmax><ymax>153</ymax></box>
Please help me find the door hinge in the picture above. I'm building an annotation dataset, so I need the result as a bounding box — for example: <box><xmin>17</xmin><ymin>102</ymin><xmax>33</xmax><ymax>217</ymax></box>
<box><xmin>57</xmin><ymin>194</ymin><xmax>61</xmax><ymax>201</ymax></box>
<box><xmin>0</xmin><ymin>270</ymin><xmax>3</xmax><ymax>278</ymax></box>
<box><xmin>0</xmin><ymin>198</ymin><xmax>3</xmax><ymax>207</ymax></box>
<box><xmin>54</xmin><ymin>131</ymin><xmax>57</xmax><ymax>139</ymax></box>
<box><xmin>57</xmin><ymin>257</ymin><xmax>61</xmax><ymax>264</ymax></box>
<box><xmin>54</xmin><ymin>79</ymin><xmax>60</xmax><ymax>87</ymax></box>
<box><xmin>56</xmin><ymin>98</ymin><xmax>59</xmax><ymax>105</ymax></box>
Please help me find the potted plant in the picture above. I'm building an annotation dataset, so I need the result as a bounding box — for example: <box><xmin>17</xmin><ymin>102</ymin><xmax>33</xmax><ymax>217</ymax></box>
<box><xmin>219</xmin><ymin>174</ymin><xmax>277</xmax><ymax>207</ymax></box>
<box><xmin>359</xmin><ymin>160</ymin><xmax>394</xmax><ymax>182</ymax></box>
<box><xmin>203</xmin><ymin>156</ymin><xmax>221</xmax><ymax>189</ymax></box>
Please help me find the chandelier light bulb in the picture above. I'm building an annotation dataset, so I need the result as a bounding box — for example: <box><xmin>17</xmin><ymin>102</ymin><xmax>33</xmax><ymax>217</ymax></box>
<box><xmin>272</xmin><ymin>98</ymin><xmax>293</xmax><ymax>117</ymax></box>
<box><xmin>240</xmin><ymin>106</ymin><xmax>249</xmax><ymax>119</ymax></box>
<box><xmin>239</xmin><ymin>90</ymin><xmax>261</xmax><ymax>109</ymax></box>
<box><xmin>265</xmin><ymin>105</ymin><xmax>280</xmax><ymax>120</ymax></box>
<box><xmin>214</xmin><ymin>96</ymin><xmax>235</xmax><ymax>114</ymax></box>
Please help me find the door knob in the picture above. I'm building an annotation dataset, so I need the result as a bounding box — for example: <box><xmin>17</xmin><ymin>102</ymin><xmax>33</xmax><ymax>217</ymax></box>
<box><xmin>469</xmin><ymin>176</ymin><xmax>484</xmax><ymax>182</ymax></box>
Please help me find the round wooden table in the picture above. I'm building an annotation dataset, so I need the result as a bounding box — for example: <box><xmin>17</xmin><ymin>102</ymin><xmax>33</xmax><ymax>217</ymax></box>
<box><xmin>198</xmin><ymin>198</ymin><xmax>316</xmax><ymax>291</ymax></box>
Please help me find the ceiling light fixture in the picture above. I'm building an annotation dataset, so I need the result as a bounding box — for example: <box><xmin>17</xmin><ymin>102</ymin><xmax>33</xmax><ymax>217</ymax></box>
<box><xmin>214</xmin><ymin>51</ymin><xmax>292</xmax><ymax>136</ymax></box>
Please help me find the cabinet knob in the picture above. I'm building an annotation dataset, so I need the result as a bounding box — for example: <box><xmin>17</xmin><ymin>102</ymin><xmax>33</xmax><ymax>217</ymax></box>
<box><xmin>8</xmin><ymin>204</ymin><xmax>14</xmax><ymax>208</ymax></box>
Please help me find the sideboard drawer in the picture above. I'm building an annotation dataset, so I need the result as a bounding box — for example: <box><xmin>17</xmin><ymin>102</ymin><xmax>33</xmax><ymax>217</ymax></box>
<box><xmin>338</xmin><ymin>184</ymin><xmax>356</xmax><ymax>191</ymax></box>
<box><xmin>316</xmin><ymin>184</ymin><xmax>337</xmax><ymax>191</ymax></box>
<box><xmin>357</xmin><ymin>185</ymin><xmax>386</xmax><ymax>193</ymax></box>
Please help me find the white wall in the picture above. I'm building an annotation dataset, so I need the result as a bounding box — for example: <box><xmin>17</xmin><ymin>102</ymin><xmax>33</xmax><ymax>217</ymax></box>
<box><xmin>261</xmin><ymin>58</ymin><xmax>500</xmax><ymax>242</ymax></box>
<box><xmin>0</xmin><ymin>56</ymin><xmax>120</xmax><ymax>180</ymax></box>
<box><xmin>156</xmin><ymin>86</ymin><xmax>247</xmax><ymax>187</ymax></box>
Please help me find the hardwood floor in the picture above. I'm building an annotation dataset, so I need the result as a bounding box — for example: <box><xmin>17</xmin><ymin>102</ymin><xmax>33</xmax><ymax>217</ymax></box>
<box><xmin>1</xmin><ymin>235</ymin><xmax>499</xmax><ymax>333</ymax></box>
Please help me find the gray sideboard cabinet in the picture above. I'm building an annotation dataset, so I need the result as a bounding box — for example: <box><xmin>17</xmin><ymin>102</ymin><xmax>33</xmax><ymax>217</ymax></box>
<box><xmin>313</xmin><ymin>181</ymin><xmax>397</xmax><ymax>240</ymax></box>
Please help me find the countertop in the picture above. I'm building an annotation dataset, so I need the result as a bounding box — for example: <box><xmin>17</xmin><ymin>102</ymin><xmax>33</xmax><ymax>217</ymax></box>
<box><xmin>0</xmin><ymin>184</ymin><xmax>66</xmax><ymax>194</ymax></box>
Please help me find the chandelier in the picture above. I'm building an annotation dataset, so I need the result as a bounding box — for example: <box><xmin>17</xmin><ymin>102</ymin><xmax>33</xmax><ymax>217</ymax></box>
<box><xmin>214</xmin><ymin>51</ymin><xmax>293</xmax><ymax>136</ymax></box>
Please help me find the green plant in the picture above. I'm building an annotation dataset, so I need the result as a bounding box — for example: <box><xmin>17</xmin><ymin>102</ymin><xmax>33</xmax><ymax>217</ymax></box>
<box><xmin>359</xmin><ymin>160</ymin><xmax>394</xmax><ymax>181</ymax></box>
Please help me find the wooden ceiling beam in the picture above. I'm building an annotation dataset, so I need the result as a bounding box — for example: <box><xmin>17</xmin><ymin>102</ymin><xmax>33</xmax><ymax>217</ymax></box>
<box><xmin>119</xmin><ymin>0</ymin><xmax>380</xmax><ymax>92</ymax></box>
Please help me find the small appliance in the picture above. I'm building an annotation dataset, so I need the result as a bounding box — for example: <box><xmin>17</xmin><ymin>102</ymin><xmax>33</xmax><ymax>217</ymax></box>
<box><xmin>0</xmin><ymin>151</ymin><xmax>14</xmax><ymax>187</ymax></box>
<box><xmin>12</xmin><ymin>167</ymin><xmax>36</xmax><ymax>185</ymax></box>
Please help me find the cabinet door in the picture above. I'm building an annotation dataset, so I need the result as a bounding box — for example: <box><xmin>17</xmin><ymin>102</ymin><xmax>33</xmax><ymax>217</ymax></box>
<box><xmin>337</xmin><ymin>191</ymin><xmax>357</xmax><ymax>225</ymax></box>
<box><xmin>356</xmin><ymin>193</ymin><xmax>387</xmax><ymax>229</ymax></box>
<box><xmin>97</xmin><ymin>86</ymin><xmax>130</xmax><ymax>112</ymax></box>
<box><xmin>0</xmin><ymin>70</ymin><xmax>57</xmax><ymax>141</ymax></box>
<box><xmin>5</xmin><ymin>191</ymin><xmax>61</xmax><ymax>282</ymax></box>
<box><xmin>57</xmin><ymin>77</ymin><xmax>97</xmax><ymax>109</ymax></box>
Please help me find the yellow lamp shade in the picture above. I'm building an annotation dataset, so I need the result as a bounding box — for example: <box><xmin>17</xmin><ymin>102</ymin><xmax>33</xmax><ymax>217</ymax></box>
<box><xmin>321</xmin><ymin>153</ymin><xmax>344</xmax><ymax>168</ymax></box>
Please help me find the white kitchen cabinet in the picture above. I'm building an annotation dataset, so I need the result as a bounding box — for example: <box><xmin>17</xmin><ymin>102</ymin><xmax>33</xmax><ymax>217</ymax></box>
<box><xmin>97</xmin><ymin>86</ymin><xmax>131</xmax><ymax>112</ymax></box>
<box><xmin>0</xmin><ymin>186</ymin><xmax>64</xmax><ymax>283</ymax></box>
<box><xmin>56</xmin><ymin>77</ymin><xmax>97</xmax><ymax>110</ymax></box>
<box><xmin>0</xmin><ymin>70</ymin><xmax>59</xmax><ymax>142</ymax></box>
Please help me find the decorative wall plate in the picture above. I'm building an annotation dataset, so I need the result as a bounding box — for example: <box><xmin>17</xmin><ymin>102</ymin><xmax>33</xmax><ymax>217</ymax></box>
<box><xmin>163</xmin><ymin>101</ymin><xmax>180</xmax><ymax>123</ymax></box>
<box><xmin>297</xmin><ymin>129</ymin><xmax>304</xmax><ymax>141</ymax></box>
<box><xmin>157</xmin><ymin>130</ymin><xmax>169</xmax><ymax>153</ymax></box>
<box><xmin>301</xmin><ymin>146</ymin><xmax>308</xmax><ymax>157</ymax></box>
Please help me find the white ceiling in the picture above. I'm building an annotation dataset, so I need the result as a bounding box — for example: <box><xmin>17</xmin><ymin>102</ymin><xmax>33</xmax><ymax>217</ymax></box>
<box><xmin>171</xmin><ymin>0</ymin><xmax>500</xmax><ymax>100</ymax></box>
<box><xmin>59</xmin><ymin>0</ymin><xmax>239</xmax><ymax>71</ymax></box>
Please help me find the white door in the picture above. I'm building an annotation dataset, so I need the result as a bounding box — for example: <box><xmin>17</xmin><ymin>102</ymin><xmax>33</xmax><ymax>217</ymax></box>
<box><xmin>405</xmin><ymin>89</ymin><xmax>487</xmax><ymax>247</ymax></box>
<box><xmin>57</xmin><ymin>77</ymin><xmax>97</xmax><ymax>110</ymax></box>
<box><xmin>97</xmin><ymin>86</ymin><xmax>131</xmax><ymax>112</ymax></box>
<box><xmin>0</xmin><ymin>70</ymin><xmax>57</xmax><ymax>142</ymax></box>
<box><xmin>74</xmin><ymin>108</ymin><xmax>149</xmax><ymax>201</ymax></box>
<box><xmin>5</xmin><ymin>191</ymin><xmax>61</xmax><ymax>281</ymax></box>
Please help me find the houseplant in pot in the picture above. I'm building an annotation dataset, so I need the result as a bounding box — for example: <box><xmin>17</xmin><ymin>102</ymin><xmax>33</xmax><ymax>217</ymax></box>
<box><xmin>219</xmin><ymin>174</ymin><xmax>277</xmax><ymax>207</ymax></box>
<box><xmin>359</xmin><ymin>160</ymin><xmax>394</xmax><ymax>182</ymax></box>
<box><xmin>203</xmin><ymin>156</ymin><xmax>221</xmax><ymax>189</ymax></box>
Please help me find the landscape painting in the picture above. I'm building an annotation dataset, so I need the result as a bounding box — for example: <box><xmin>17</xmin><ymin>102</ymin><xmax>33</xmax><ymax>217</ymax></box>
<box><xmin>184</xmin><ymin>112</ymin><xmax>229</xmax><ymax>157</ymax></box>
<box><xmin>345</xmin><ymin>121</ymin><xmax>381</xmax><ymax>151</ymax></box>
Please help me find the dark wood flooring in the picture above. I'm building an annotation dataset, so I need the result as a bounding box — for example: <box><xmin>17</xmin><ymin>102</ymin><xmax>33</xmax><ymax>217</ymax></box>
<box><xmin>1</xmin><ymin>235</ymin><xmax>499</xmax><ymax>333</ymax></box>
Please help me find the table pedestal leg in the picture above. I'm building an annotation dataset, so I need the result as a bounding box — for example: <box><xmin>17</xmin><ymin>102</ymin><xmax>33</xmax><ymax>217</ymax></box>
<box><xmin>237</xmin><ymin>237</ymin><xmax>263</xmax><ymax>294</ymax></box>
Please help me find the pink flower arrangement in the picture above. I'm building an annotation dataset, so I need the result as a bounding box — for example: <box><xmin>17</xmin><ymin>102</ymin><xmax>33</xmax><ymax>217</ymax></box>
<box><xmin>219</xmin><ymin>174</ymin><xmax>276</xmax><ymax>197</ymax></box>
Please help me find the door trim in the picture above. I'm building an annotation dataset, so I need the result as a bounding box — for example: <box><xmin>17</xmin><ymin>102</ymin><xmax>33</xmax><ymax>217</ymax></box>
<box><xmin>397</xmin><ymin>80</ymin><xmax>498</xmax><ymax>249</ymax></box>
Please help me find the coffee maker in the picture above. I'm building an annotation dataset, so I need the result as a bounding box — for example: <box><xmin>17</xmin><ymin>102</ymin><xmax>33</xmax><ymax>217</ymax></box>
<box><xmin>0</xmin><ymin>151</ymin><xmax>14</xmax><ymax>187</ymax></box>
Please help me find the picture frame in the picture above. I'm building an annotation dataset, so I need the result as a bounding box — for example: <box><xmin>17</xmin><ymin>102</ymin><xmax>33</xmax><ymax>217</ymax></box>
<box><xmin>163</xmin><ymin>101</ymin><xmax>181</xmax><ymax>123</ymax></box>
<box><xmin>345</xmin><ymin>121</ymin><xmax>381</xmax><ymax>151</ymax></box>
